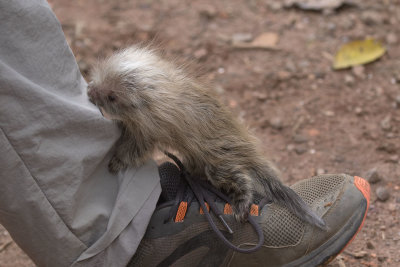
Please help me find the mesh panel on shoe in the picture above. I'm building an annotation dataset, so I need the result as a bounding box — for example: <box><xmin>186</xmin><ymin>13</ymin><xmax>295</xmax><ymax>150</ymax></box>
<box><xmin>260</xmin><ymin>204</ymin><xmax>304</xmax><ymax>247</ymax></box>
<box><xmin>130</xmin><ymin>222</ymin><xmax>220</xmax><ymax>266</ymax></box>
<box><xmin>257</xmin><ymin>174</ymin><xmax>346</xmax><ymax>248</ymax></box>
<box><xmin>291</xmin><ymin>174</ymin><xmax>346</xmax><ymax>208</ymax></box>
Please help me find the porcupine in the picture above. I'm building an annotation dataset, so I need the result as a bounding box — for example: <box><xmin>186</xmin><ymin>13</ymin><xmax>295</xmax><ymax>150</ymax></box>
<box><xmin>87</xmin><ymin>46</ymin><xmax>325</xmax><ymax>228</ymax></box>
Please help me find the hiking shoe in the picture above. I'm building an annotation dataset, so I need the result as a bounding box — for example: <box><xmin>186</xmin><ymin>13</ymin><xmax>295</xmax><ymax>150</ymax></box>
<box><xmin>128</xmin><ymin>161</ymin><xmax>370</xmax><ymax>267</ymax></box>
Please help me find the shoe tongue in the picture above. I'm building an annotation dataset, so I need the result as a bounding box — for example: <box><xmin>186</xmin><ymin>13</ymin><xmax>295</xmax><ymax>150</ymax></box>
<box><xmin>158</xmin><ymin>162</ymin><xmax>182</xmax><ymax>201</ymax></box>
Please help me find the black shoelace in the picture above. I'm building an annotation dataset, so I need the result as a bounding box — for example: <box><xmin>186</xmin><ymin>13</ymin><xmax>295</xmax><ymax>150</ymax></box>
<box><xmin>164</xmin><ymin>152</ymin><xmax>267</xmax><ymax>253</ymax></box>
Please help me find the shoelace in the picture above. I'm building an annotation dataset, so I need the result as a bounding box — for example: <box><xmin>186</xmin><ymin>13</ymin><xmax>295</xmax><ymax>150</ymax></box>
<box><xmin>164</xmin><ymin>152</ymin><xmax>267</xmax><ymax>254</ymax></box>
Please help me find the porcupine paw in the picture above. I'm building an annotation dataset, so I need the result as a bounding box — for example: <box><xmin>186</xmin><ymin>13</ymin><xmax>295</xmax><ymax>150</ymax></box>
<box><xmin>231</xmin><ymin>196</ymin><xmax>252</xmax><ymax>222</ymax></box>
<box><xmin>108</xmin><ymin>155</ymin><xmax>128</xmax><ymax>174</ymax></box>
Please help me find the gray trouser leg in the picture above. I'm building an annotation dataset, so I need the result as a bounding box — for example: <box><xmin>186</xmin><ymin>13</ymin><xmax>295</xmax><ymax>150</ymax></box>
<box><xmin>0</xmin><ymin>1</ymin><xmax>161</xmax><ymax>266</ymax></box>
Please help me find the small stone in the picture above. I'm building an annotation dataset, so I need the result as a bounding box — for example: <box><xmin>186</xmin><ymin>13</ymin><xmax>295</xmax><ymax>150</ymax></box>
<box><xmin>267</xmin><ymin>2</ymin><xmax>283</xmax><ymax>11</ymax></box>
<box><xmin>317</xmin><ymin>168</ymin><xmax>325</xmax><ymax>175</ymax></box>
<box><xmin>395</xmin><ymin>95</ymin><xmax>400</xmax><ymax>105</ymax></box>
<box><xmin>375</xmin><ymin>86</ymin><xmax>384</xmax><ymax>96</ymax></box>
<box><xmin>387</xmin><ymin>155</ymin><xmax>399</xmax><ymax>163</ymax></box>
<box><xmin>231</xmin><ymin>33</ymin><xmax>253</xmax><ymax>43</ymax></box>
<box><xmin>366</xmin><ymin>241</ymin><xmax>375</xmax><ymax>249</ymax></box>
<box><xmin>354</xmin><ymin>107</ymin><xmax>363</xmax><ymax>115</ymax></box>
<box><xmin>340</xmin><ymin>16</ymin><xmax>355</xmax><ymax>30</ymax></box>
<box><xmin>380</xmin><ymin>116</ymin><xmax>392</xmax><ymax>131</ymax></box>
<box><xmin>353</xmin><ymin>250</ymin><xmax>368</xmax><ymax>258</ymax></box>
<box><xmin>270</xmin><ymin>117</ymin><xmax>283</xmax><ymax>130</ymax></box>
<box><xmin>286</xmin><ymin>144</ymin><xmax>295</xmax><ymax>151</ymax></box>
<box><xmin>334</xmin><ymin>155</ymin><xmax>345</xmax><ymax>163</ymax></box>
<box><xmin>365</xmin><ymin>168</ymin><xmax>381</xmax><ymax>184</ymax></box>
<box><xmin>344</xmin><ymin>74</ymin><xmax>355</xmax><ymax>85</ymax></box>
<box><xmin>323</xmin><ymin>110</ymin><xmax>335</xmax><ymax>117</ymax></box>
<box><xmin>295</xmin><ymin>145</ymin><xmax>307</xmax><ymax>155</ymax></box>
<box><xmin>352</xmin><ymin>65</ymin><xmax>365</xmax><ymax>79</ymax></box>
<box><xmin>253</xmin><ymin>92</ymin><xmax>268</xmax><ymax>101</ymax></box>
<box><xmin>199</xmin><ymin>5</ymin><xmax>217</xmax><ymax>19</ymax></box>
<box><xmin>361</xmin><ymin>11</ymin><xmax>385</xmax><ymax>25</ymax></box>
<box><xmin>285</xmin><ymin>60</ymin><xmax>297</xmax><ymax>72</ymax></box>
<box><xmin>193</xmin><ymin>48</ymin><xmax>208</xmax><ymax>60</ymax></box>
<box><xmin>378</xmin><ymin>255</ymin><xmax>388</xmax><ymax>262</ymax></box>
<box><xmin>386</xmin><ymin>33</ymin><xmax>398</xmax><ymax>44</ymax></box>
<box><xmin>277</xmin><ymin>71</ymin><xmax>291</xmax><ymax>81</ymax></box>
<box><xmin>376</xmin><ymin>186</ymin><xmax>390</xmax><ymax>202</ymax></box>
<box><xmin>388</xmin><ymin>203</ymin><xmax>397</xmax><ymax>212</ymax></box>
<box><xmin>293</xmin><ymin>134</ymin><xmax>308</xmax><ymax>144</ymax></box>
<box><xmin>377</xmin><ymin>143</ymin><xmax>396</xmax><ymax>154</ymax></box>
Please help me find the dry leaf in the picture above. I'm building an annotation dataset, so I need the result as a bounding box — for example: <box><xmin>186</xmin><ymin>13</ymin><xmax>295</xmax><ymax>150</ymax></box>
<box><xmin>333</xmin><ymin>38</ymin><xmax>386</xmax><ymax>70</ymax></box>
<box><xmin>233</xmin><ymin>32</ymin><xmax>279</xmax><ymax>49</ymax></box>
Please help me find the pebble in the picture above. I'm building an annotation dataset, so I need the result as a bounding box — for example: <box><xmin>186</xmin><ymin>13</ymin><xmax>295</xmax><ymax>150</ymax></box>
<box><xmin>293</xmin><ymin>134</ymin><xmax>308</xmax><ymax>144</ymax></box>
<box><xmin>267</xmin><ymin>2</ymin><xmax>283</xmax><ymax>11</ymax></box>
<box><xmin>295</xmin><ymin>145</ymin><xmax>307</xmax><ymax>155</ymax></box>
<box><xmin>334</xmin><ymin>155</ymin><xmax>345</xmax><ymax>163</ymax></box>
<box><xmin>387</xmin><ymin>155</ymin><xmax>399</xmax><ymax>163</ymax></box>
<box><xmin>380</xmin><ymin>116</ymin><xmax>392</xmax><ymax>131</ymax></box>
<box><xmin>193</xmin><ymin>48</ymin><xmax>208</xmax><ymax>60</ymax></box>
<box><xmin>352</xmin><ymin>65</ymin><xmax>366</xmax><ymax>79</ymax></box>
<box><xmin>386</xmin><ymin>33</ymin><xmax>398</xmax><ymax>44</ymax></box>
<box><xmin>354</xmin><ymin>107</ymin><xmax>363</xmax><ymax>115</ymax></box>
<box><xmin>395</xmin><ymin>95</ymin><xmax>400</xmax><ymax>105</ymax></box>
<box><xmin>376</xmin><ymin>186</ymin><xmax>390</xmax><ymax>202</ymax></box>
<box><xmin>231</xmin><ymin>33</ymin><xmax>253</xmax><ymax>43</ymax></box>
<box><xmin>361</xmin><ymin>11</ymin><xmax>385</xmax><ymax>25</ymax></box>
<box><xmin>388</xmin><ymin>203</ymin><xmax>397</xmax><ymax>212</ymax></box>
<box><xmin>365</xmin><ymin>168</ymin><xmax>381</xmax><ymax>184</ymax></box>
<box><xmin>316</xmin><ymin>168</ymin><xmax>325</xmax><ymax>175</ymax></box>
<box><xmin>377</xmin><ymin>143</ymin><xmax>396</xmax><ymax>154</ymax></box>
<box><xmin>353</xmin><ymin>250</ymin><xmax>368</xmax><ymax>258</ymax></box>
<box><xmin>199</xmin><ymin>5</ymin><xmax>217</xmax><ymax>19</ymax></box>
<box><xmin>340</xmin><ymin>16</ymin><xmax>355</xmax><ymax>30</ymax></box>
<box><xmin>277</xmin><ymin>71</ymin><xmax>292</xmax><ymax>81</ymax></box>
<box><xmin>253</xmin><ymin>92</ymin><xmax>268</xmax><ymax>101</ymax></box>
<box><xmin>324</xmin><ymin>110</ymin><xmax>335</xmax><ymax>117</ymax></box>
<box><xmin>366</xmin><ymin>241</ymin><xmax>375</xmax><ymax>249</ymax></box>
<box><xmin>344</xmin><ymin>74</ymin><xmax>355</xmax><ymax>85</ymax></box>
<box><xmin>378</xmin><ymin>255</ymin><xmax>388</xmax><ymax>262</ymax></box>
<box><xmin>286</xmin><ymin>144</ymin><xmax>295</xmax><ymax>151</ymax></box>
<box><xmin>270</xmin><ymin>117</ymin><xmax>283</xmax><ymax>130</ymax></box>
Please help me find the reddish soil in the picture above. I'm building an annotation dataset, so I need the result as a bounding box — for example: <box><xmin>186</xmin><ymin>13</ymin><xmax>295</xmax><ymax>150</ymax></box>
<box><xmin>1</xmin><ymin>0</ymin><xmax>399</xmax><ymax>266</ymax></box>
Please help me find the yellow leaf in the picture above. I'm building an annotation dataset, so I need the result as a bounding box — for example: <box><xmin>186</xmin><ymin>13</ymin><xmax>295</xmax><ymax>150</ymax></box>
<box><xmin>333</xmin><ymin>39</ymin><xmax>385</xmax><ymax>70</ymax></box>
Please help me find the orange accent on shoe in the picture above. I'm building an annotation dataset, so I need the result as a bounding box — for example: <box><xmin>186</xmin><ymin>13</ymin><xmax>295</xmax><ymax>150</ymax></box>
<box><xmin>250</xmin><ymin>204</ymin><xmax>259</xmax><ymax>216</ymax></box>
<box><xmin>224</xmin><ymin>203</ymin><xmax>233</xmax><ymax>214</ymax></box>
<box><xmin>199</xmin><ymin>203</ymin><xmax>210</xmax><ymax>214</ymax></box>
<box><xmin>339</xmin><ymin>176</ymin><xmax>370</xmax><ymax>253</ymax></box>
<box><xmin>175</xmin><ymin>201</ymin><xmax>188</xmax><ymax>222</ymax></box>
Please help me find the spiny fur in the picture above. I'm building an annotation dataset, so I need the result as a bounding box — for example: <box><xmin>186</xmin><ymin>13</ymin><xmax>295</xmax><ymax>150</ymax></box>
<box><xmin>87</xmin><ymin>45</ymin><xmax>325</xmax><ymax>228</ymax></box>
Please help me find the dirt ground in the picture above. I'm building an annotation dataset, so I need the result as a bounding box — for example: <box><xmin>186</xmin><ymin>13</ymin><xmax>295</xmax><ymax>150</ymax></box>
<box><xmin>1</xmin><ymin>0</ymin><xmax>399</xmax><ymax>266</ymax></box>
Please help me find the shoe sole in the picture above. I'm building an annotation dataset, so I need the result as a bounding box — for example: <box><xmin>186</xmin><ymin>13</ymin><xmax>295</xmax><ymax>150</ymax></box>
<box><xmin>283</xmin><ymin>176</ymin><xmax>370</xmax><ymax>267</ymax></box>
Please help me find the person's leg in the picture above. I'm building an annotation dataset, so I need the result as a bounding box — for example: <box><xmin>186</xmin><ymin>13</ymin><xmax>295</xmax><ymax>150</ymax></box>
<box><xmin>0</xmin><ymin>1</ymin><xmax>160</xmax><ymax>266</ymax></box>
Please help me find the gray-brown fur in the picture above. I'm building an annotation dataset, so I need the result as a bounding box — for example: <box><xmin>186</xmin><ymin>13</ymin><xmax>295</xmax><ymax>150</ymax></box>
<box><xmin>87</xmin><ymin>46</ymin><xmax>325</xmax><ymax>228</ymax></box>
